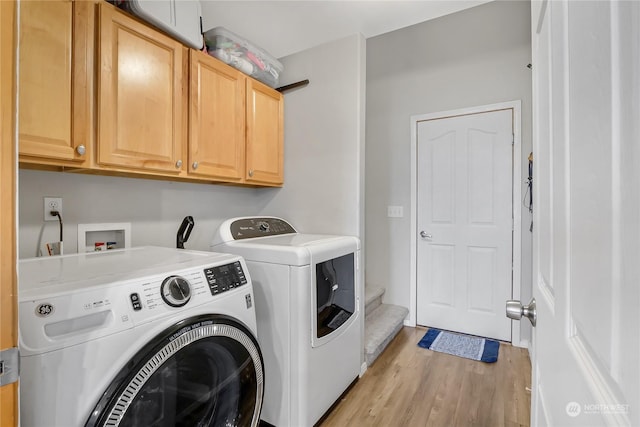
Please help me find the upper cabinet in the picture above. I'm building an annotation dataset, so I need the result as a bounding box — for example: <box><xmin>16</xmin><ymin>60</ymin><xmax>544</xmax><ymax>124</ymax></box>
<box><xmin>18</xmin><ymin>0</ymin><xmax>92</xmax><ymax>165</ymax></box>
<box><xmin>188</xmin><ymin>50</ymin><xmax>245</xmax><ymax>181</ymax></box>
<box><xmin>17</xmin><ymin>1</ymin><xmax>284</xmax><ymax>186</ymax></box>
<box><xmin>245</xmin><ymin>79</ymin><xmax>284</xmax><ymax>186</ymax></box>
<box><xmin>97</xmin><ymin>2</ymin><xmax>186</xmax><ymax>174</ymax></box>
<box><xmin>189</xmin><ymin>50</ymin><xmax>284</xmax><ymax>186</ymax></box>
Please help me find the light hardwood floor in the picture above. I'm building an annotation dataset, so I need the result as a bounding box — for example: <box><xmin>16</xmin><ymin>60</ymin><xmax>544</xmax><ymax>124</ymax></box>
<box><xmin>320</xmin><ymin>327</ymin><xmax>531</xmax><ymax>427</ymax></box>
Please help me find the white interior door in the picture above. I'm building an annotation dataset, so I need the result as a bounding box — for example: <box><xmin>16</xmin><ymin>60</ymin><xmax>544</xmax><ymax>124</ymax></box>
<box><xmin>529</xmin><ymin>1</ymin><xmax>639</xmax><ymax>425</ymax></box>
<box><xmin>416</xmin><ymin>109</ymin><xmax>513</xmax><ymax>341</ymax></box>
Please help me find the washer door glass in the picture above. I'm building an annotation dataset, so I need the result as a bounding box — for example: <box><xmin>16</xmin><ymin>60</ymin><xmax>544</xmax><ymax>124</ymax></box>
<box><xmin>86</xmin><ymin>315</ymin><xmax>263</xmax><ymax>427</ymax></box>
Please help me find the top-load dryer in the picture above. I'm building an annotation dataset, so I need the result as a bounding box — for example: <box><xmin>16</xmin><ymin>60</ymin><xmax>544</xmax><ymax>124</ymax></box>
<box><xmin>211</xmin><ymin>217</ymin><xmax>362</xmax><ymax>427</ymax></box>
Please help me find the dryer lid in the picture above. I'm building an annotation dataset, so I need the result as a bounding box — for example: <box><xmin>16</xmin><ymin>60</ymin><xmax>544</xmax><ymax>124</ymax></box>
<box><xmin>211</xmin><ymin>234</ymin><xmax>359</xmax><ymax>266</ymax></box>
<box><xmin>211</xmin><ymin>216</ymin><xmax>360</xmax><ymax>265</ymax></box>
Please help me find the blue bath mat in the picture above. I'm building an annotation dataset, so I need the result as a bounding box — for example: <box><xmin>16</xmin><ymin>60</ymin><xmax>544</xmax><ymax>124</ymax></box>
<box><xmin>418</xmin><ymin>329</ymin><xmax>500</xmax><ymax>363</ymax></box>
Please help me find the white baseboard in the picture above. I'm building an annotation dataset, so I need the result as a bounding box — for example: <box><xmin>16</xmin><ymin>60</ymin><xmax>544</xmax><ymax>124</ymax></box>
<box><xmin>359</xmin><ymin>362</ymin><xmax>368</xmax><ymax>377</ymax></box>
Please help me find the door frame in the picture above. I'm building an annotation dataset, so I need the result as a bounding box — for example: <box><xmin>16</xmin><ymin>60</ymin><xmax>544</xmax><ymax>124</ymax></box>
<box><xmin>1</xmin><ymin>0</ymin><xmax>18</xmax><ymax>425</ymax></box>
<box><xmin>409</xmin><ymin>100</ymin><xmax>524</xmax><ymax>347</ymax></box>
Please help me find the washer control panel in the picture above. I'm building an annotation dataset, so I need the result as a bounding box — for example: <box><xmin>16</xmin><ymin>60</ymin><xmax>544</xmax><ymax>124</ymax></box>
<box><xmin>204</xmin><ymin>261</ymin><xmax>248</xmax><ymax>295</ymax></box>
<box><xmin>125</xmin><ymin>260</ymin><xmax>248</xmax><ymax>312</ymax></box>
<box><xmin>230</xmin><ymin>217</ymin><xmax>296</xmax><ymax>239</ymax></box>
<box><xmin>18</xmin><ymin>251</ymin><xmax>251</xmax><ymax>354</ymax></box>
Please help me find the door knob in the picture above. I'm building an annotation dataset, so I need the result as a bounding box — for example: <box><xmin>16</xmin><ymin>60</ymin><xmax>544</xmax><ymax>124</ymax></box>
<box><xmin>420</xmin><ymin>231</ymin><xmax>432</xmax><ymax>239</ymax></box>
<box><xmin>506</xmin><ymin>298</ymin><xmax>536</xmax><ymax>327</ymax></box>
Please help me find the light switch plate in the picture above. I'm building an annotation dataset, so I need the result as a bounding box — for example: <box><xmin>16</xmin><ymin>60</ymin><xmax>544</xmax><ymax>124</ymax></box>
<box><xmin>387</xmin><ymin>205</ymin><xmax>404</xmax><ymax>218</ymax></box>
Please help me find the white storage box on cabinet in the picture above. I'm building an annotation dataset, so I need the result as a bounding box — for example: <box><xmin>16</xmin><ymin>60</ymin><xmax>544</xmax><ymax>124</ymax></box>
<box><xmin>204</xmin><ymin>26</ymin><xmax>283</xmax><ymax>88</ymax></box>
<box><xmin>121</xmin><ymin>0</ymin><xmax>204</xmax><ymax>49</ymax></box>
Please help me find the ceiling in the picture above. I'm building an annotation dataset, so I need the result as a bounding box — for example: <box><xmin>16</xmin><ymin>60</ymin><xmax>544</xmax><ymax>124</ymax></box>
<box><xmin>200</xmin><ymin>1</ymin><xmax>493</xmax><ymax>59</ymax></box>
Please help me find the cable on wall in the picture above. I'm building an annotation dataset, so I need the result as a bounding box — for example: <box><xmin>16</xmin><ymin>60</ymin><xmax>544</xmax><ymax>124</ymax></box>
<box><xmin>44</xmin><ymin>210</ymin><xmax>64</xmax><ymax>256</ymax></box>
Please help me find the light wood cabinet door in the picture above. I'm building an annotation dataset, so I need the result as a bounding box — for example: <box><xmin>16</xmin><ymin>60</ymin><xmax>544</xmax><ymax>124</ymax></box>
<box><xmin>245</xmin><ymin>79</ymin><xmax>284</xmax><ymax>186</ymax></box>
<box><xmin>97</xmin><ymin>3</ymin><xmax>185</xmax><ymax>174</ymax></box>
<box><xmin>18</xmin><ymin>0</ymin><xmax>91</xmax><ymax>164</ymax></box>
<box><xmin>1</xmin><ymin>2</ymin><xmax>18</xmax><ymax>425</ymax></box>
<box><xmin>188</xmin><ymin>50</ymin><xmax>245</xmax><ymax>180</ymax></box>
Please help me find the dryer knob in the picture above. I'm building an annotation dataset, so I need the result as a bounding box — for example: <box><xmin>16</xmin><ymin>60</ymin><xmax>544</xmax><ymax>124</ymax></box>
<box><xmin>161</xmin><ymin>276</ymin><xmax>192</xmax><ymax>307</ymax></box>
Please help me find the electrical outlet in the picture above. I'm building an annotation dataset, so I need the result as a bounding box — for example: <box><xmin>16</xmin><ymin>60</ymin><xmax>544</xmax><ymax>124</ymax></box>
<box><xmin>44</xmin><ymin>197</ymin><xmax>63</xmax><ymax>221</ymax></box>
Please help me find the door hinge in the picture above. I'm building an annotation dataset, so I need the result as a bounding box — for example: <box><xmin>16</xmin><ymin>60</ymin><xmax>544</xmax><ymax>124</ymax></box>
<box><xmin>512</xmin><ymin>133</ymin><xmax>515</xmax><ymax>145</ymax></box>
<box><xmin>0</xmin><ymin>347</ymin><xmax>19</xmax><ymax>386</ymax></box>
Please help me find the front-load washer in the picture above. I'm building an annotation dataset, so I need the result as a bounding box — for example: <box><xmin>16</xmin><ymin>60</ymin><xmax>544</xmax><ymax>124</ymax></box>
<box><xmin>211</xmin><ymin>217</ymin><xmax>362</xmax><ymax>427</ymax></box>
<box><xmin>18</xmin><ymin>246</ymin><xmax>264</xmax><ymax>427</ymax></box>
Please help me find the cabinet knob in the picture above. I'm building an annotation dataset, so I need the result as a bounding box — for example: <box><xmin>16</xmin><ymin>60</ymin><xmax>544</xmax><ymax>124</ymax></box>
<box><xmin>192</xmin><ymin>161</ymin><xmax>199</xmax><ymax>170</ymax></box>
<box><xmin>76</xmin><ymin>145</ymin><xmax>86</xmax><ymax>156</ymax></box>
<box><xmin>248</xmin><ymin>169</ymin><xmax>254</xmax><ymax>177</ymax></box>
<box><xmin>175</xmin><ymin>160</ymin><xmax>182</xmax><ymax>168</ymax></box>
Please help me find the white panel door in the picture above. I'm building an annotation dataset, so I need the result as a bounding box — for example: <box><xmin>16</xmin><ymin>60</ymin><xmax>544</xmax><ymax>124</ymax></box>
<box><xmin>529</xmin><ymin>0</ymin><xmax>639</xmax><ymax>425</ymax></box>
<box><xmin>417</xmin><ymin>109</ymin><xmax>513</xmax><ymax>341</ymax></box>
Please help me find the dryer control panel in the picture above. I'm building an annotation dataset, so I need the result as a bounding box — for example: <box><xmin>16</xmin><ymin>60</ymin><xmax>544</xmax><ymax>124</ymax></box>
<box><xmin>230</xmin><ymin>217</ymin><xmax>296</xmax><ymax>239</ymax></box>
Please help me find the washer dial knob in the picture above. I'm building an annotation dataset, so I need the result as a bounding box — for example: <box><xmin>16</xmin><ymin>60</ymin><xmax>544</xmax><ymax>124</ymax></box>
<box><xmin>258</xmin><ymin>221</ymin><xmax>270</xmax><ymax>232</ymax></box>
<box><xmin>161</xmin><ymin>276</ymin><xmax>192</xmax><ymax>307</ymax></box>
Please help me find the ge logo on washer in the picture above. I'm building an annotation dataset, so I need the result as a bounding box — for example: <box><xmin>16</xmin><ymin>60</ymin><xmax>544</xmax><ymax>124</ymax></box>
<box><xmin>35</xmin><ymin>303</ymin><xmax>54</xmax><ymax>317</ymax></box>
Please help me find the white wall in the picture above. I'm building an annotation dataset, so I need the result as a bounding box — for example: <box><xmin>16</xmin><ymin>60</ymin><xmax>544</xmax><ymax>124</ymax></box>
<box><xmin>260</xmin><ymin>34</ymin><xmax>366</xmax><ymax>240</ymax></box>
<box><xmin>18</xmin><ymin>34</ymin><xmax>366</xmax><ymax>259</ymax></box>
<box><xmin>18</xmin><ymin>170</ymin><xmax>268</xmax><ymax>257</ymax></box>
<box><xmin>365</xmin><ymin>1</ymin><xmax>533</xmax><ymax>342</ymax></box>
